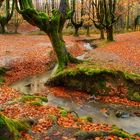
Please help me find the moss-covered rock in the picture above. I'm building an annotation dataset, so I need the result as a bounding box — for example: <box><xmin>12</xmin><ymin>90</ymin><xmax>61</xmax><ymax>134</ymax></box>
<box><xmin>75</xmin><ymin>125</ymin><xmax>136</xmax><ymax>140</ymax></box>
<box><xmin>0</xmin><ymin>113</ymin><xmax>29</xmax><ymax>140</ymax></box>
<box><xmin>47</xmin><ymin>64</ymin><xmax>140</xmax><ymax>102</ymax></box>
<box><xmin>0</xmin><ymin>67</ymin><xmax>7</xmax><ymax>84</ymax></box>
<box><xmin>19</xmin><ymin>95</ymin><xmax>48</xmax><ymax>103</ymax></box>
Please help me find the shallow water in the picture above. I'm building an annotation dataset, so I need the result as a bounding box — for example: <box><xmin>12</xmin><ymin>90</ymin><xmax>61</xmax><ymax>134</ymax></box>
<box><xmin>10</xmin><ymin>43</ymin><xmax>140</xmax><ymax>134</ymax></box>
<box><xmin>11</xmin><ymin>70</ymin><xmax>140</xmax><ymax>134</ymax></box>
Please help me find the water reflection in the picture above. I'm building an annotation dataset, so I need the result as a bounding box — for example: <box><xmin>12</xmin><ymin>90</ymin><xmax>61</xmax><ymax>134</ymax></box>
<box><xmin>11</xmin><ymin>71</ymin><xmax>51</xmax><ymax>94</ymax></box>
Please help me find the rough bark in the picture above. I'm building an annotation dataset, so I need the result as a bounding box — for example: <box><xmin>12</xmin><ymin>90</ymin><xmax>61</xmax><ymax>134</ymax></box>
<box><xmin>100</xmin><ymin>29</ymin><xmax>105</xmax><ymax>39</ymax></box>
<box><xmin>48</xmin><ymin>30</ymin><xmax>69</xmax><ymax>70</ymax></box>
<box><xmin>86</xmin><ymin>27</ymin><xmax>90</xmax><ymax>37</ymax></box>
<box><xmin>106</xmin><ymin>25</ymin><xmax>114</xmax><ymax>41</ymax></box>
<box><xmin>74</xmin><ymin>27</ymin><xmax>79</xmax><ymax>36</ymax></box>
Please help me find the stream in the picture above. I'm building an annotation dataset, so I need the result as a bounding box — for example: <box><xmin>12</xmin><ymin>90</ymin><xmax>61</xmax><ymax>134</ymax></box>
<box><xmin>10</xmin><ymin>43</ymin><xmax>140</xmax><ymax>134</ymax></box>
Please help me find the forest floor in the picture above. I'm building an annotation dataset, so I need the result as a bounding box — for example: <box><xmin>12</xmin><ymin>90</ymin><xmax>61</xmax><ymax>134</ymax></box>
<box><xmin>0</xmin><ymin>31</ymin><xmax>140</xmax><ymax>140</ymax></box>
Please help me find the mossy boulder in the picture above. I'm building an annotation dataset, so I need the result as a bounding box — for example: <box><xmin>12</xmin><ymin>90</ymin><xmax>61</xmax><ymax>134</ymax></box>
<box><xmin>75</xmin><ymin>125</ymin><xmax>136</xmax><ymax>140</ymax></box>
<box><xmin>0</xmin><ymin>113</ymin><xmax>29</xmax><ymax>140</ymax></box>
<box><xmin>47</xmin><ymin>64</ymin><xmax>140</xmax><ymax>102</ymax></box>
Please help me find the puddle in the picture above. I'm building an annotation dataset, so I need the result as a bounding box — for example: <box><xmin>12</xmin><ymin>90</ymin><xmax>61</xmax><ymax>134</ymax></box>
<box><xmin>10</xmin><ymin>71</ymin><xmax>52</xmax><ymax>95</ymax></box>
<box><xmin>11</xmin><ymin>70</ymin><xmax>140</xmax><ymax>134</ymax></box>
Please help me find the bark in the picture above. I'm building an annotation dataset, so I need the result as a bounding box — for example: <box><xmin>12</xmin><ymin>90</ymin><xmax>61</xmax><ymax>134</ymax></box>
<box><xmin>74</xmin><ymin>27</ymin><xmax>79</xmax><ymax>36</ymax></box>
<box><xmin>106</xmin><ymin>26</ymin><xmax>114</xmax><ymax>41</ymax></box>
<box><xmin>48</xmin><ymin>28</ymin><xmax>81</xmax><ymax>72</ymax></box>
<box><xmin>0</xmin><ymin>24</ymin><xmax>6</xmax><ymax>34</ymax></box>
<box><xmin>86</xmin><ymin>27</ymin><xmax>90</xmax><ymax>37</ymax></box>
<box><xmin>14</xmin><ymin>25</ymin><xmax>18</xmax><ymax>33</ymax></box>
<box><xmin>49</xmin><ymin>30</ymin><xmax>69</xmax><ymax>70</ymax></box>
<box><xmin>100</xmin><ymin>29</ymin><xmax>105</xmax><ymax>39</ymax></box>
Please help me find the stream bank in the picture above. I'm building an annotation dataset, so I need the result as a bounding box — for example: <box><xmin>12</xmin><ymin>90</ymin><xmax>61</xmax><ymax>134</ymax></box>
<box><xmin>10</xmin><ymin>68</ymin><xmax>140</xmax><ymax>134</ymax></box>
<box><xmin>9</xmin><ymin>42</ymin><xmax>140</xmax><ymax>136</ymax></box>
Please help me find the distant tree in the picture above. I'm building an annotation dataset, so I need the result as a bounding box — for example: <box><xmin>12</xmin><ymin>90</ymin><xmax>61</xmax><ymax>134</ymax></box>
<box><xmin>91</xmin><ymin>0</ymin><xmax>105</xmax><ymax>39</ymax></box>
<box><xmin>0</xmin><ymin>0</ymin><xmax>14</xmax><ymax>34</ymax></box>
<box><xmin>71</xmin><ymin>0</ymin><xmax>84</xmax><ymax>36</ymax></box>
<box><xmin>16</xmin><ymin>0</ymin><xmax>80</xmax><ymax>72</ymax></box>
<box><xmin>83</xmin><ymin>0</ymin><xmax>93</xmax><ymax>37</ymax></box>
<box><xmin>92</xmin><ymin>0</ymin><xmax>119</xmax><ymax>41</ymax></box>
<box><xmin>134</xmin><ymin>15</ymin><xmax>140</xmax><ymax>30</ymax></box>
<box><xmin>13</xmin><ymin>10</ymin><xmax>23</xmax><ymax>33</ymax></box>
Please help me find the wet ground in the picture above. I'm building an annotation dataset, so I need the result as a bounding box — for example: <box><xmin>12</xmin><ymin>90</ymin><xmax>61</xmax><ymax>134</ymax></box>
<box><xmin>11</xmin><ymin>69</ymin><xmax>140</xmax><ymax>134</ymax></box>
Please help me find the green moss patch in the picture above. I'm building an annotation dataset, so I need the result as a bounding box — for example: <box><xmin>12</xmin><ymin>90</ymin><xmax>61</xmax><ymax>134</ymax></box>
<box><xmin>19</xmin><ymin>95</ymin><xmax>48</xmax><ymax>103</ymax></box>
<box><xmin>0</xmin><ymin>113</ymin><xmax>29</xmax><ymax>140</ymax></box>
<box><xmin>75</xmin><ymin>125</ymin><xmax>135</xmax><ymax>140</ymax></box>
<box><xmin>47</xmin><ymin>64</ymin><xmax>140</xmax><ymax>102</ymax></box>
<box><xmin>0</xmin><ymin>67</ymin><xmax>7</xmax><ymax>84</ymax></box>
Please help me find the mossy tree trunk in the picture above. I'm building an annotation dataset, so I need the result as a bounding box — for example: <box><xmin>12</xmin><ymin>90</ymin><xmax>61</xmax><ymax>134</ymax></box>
<box><xmin>48</xmin><ymin>30</ymin><xmax>69</xmax><ymax>70</ymax></box>
<box><xmin>16</xmin><ymin>0</ymin><xmax>80</xmax><ymax>72</ymax></box>
<box><xmin>0</xmin><ymin>0</ymin><xmax>14</xmax><ymax>34</ymax></box>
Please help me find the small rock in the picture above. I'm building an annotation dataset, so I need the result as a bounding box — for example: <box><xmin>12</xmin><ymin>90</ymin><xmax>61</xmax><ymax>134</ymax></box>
<box><xmin>115</xmin><ymin>111</ymin><xmax>131</xmax><ymax>118</ymax></box>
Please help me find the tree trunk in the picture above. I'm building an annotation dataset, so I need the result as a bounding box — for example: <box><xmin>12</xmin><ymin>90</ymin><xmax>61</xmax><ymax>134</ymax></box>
<box><xmin>86</xmin><ymin>27</ymin><xmax>90</xmax><ymax>37</ymax></box>
<box><xmin>48</xmin><ymin>28</ymin><xmax>81</xmax><ymax>73</ymax></box>
<box><xmin>106</xmin><ymin>26</ymin><xmax>114</xmax><ymax>41</ymax></box>
<box><xmin>14</xmin><ymin>26</ymin><xmax>18</xmax><ymax>33</ymax></box>
<box><xmin>49</xmin><ymin>30</ymin><xmax>69</xmax><ymax>70</ymax></box>
<box><xmin>74</xmin><ymin>27</ymin><xmax>79</xmax><ymax>36</ymax></box>
<box><xmin>100</xmin><ymin>29</ymin><xmax>105</xmax><ymax>39</ymax></box>
<box><xmin>0</xmin><ymin>24</ymin><xmax>6</xmax><ymax>34</ymax></box>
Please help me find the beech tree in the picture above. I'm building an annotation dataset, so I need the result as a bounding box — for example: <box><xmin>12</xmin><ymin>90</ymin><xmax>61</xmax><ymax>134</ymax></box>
<box><xmin>0</xmin><ymin>0</ymin><xmax>14</xmax><ymax>34</ymax></box>
<box><xmin>71</xmin><ymin>0</ymin><xmax>84</xmax><ymax>36</ymax></box>
<box><xmin>16</xmin><ymin>0</ymin><xmax>80</xmax><ymax>72</ymax></box>
<box><xmin>135</xmin><ymin>15</ymin><xmax>140</xmax><ymax>30</ymax></box>
<box><xmin>92</xmin><ymin>0</ymin><xmax>105</xmax><ymax>39</ymax></box>
<box><xmin>83</xmin><ymin>0</ymin><xmax>93</xmax><ymax>37</ymax></box>
<box><xmin>92</xmin><ymin>0</ymin><xmax>119</xmax><ymax>41</ymax></box>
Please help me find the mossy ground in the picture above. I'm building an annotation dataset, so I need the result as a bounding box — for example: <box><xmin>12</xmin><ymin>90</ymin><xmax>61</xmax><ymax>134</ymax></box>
<box><xmin>47</xmin><ymin>63</ymin><xmax>140</xmax><ymax>102</ymax></box>
<box><xmin>0</xmin><ymin>113</ymin><xmax>29</xmax><ymax>140</ymax></box>
<box><xmin>0</xmin><ymin>67</ymin><xmax>7</xmax><ymax>84</ymax></box>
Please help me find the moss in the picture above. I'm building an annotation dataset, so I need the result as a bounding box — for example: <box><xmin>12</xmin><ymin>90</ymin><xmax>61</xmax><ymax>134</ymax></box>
<box><xmin>0</xmin><ymin>67</ymin><xmax>7</xmax><ymax>75</ymax></box>
<box><xmin>48</xmin><ymin>115</ymin><xmax>58</xmax><ymax>123</ymax></box>
<box><xmin>59</xmin><ymin>109</ymin><xmax>68</xmax><ymax>117</ymax></box>
<box><xmin>39</xmin><ymin>96</ymin><xmax>48</xmax><ymax>102</ymax></box>
<box><xmin>0</xmin><ymin>67</ymin><xmax>7</xmax><ymax>84</ymax></box>
<box><xmin>135</xmin><ymin>133</ymin><xmax>140</xmax><ymax>137</ymax></box>
<box><xmin>79</xmin><ymin>116</ymin><xmax>93</xmax><ymax>122</ymax></box>
<box><xmin>0</xmin><ymin>113</ymin><xmax>29</xmax><ymax>140</ymax></box>
<box><xmin>0</xmin><ymin>76</ymin><xmax>5</xmax><ymax>84</ymax></box>
<box><xmin>129</xmin><ymin>92</ymin><xmax>140</xmax><ymax>102</ymax></box>
<box><xmin>30</xmin><ymin>101</ymin><xmax>43</xmax><ymax>106</ymax></box>
<box><xmin>20</xmin><ymin>95</ymin><xmax>48</xmax><ymax>103</ymax></box>
<box><xmin>111</xmin><ymin>125</ymin><xmax>135</xmax><ymax>139</ymax></box>
<box><xmin>47</xmin><ymin>64</ymin><xmax>140</xmax><ymax>102</ymax></box>
<box><xmin>75</xmin><ymin>126</ymin><xmax>135</xmax><ymax>140</ymax></box>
